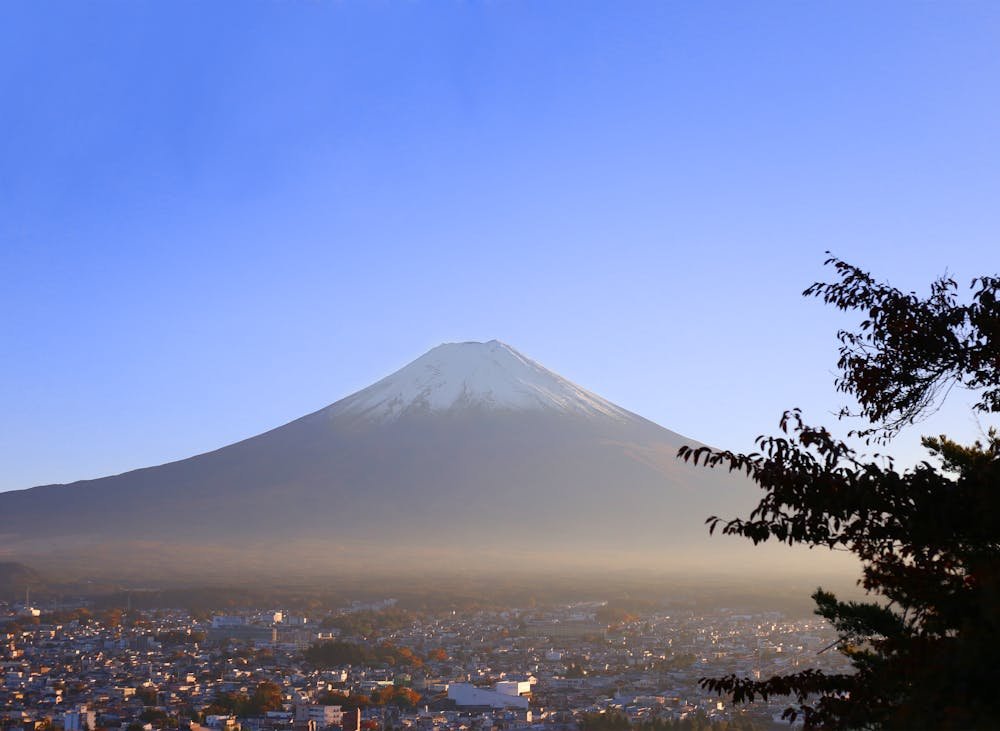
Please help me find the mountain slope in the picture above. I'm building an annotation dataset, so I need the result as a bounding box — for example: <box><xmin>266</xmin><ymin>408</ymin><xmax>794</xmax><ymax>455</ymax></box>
<box><xmin>0</xmin><ymin>341</ymin><xmax>771</xmax><ymax>580</ymax></box>
<box><xmin>0</xmin><ymin>562</ymin><xmax>45</xmax><ymax>600</ymax></box>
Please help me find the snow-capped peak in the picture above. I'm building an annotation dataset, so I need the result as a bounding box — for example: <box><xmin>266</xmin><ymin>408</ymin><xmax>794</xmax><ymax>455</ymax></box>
<box><xmin>329</xmin><ymin>340</ymin><xmax>632</xmax><ymax>422</ymax></box>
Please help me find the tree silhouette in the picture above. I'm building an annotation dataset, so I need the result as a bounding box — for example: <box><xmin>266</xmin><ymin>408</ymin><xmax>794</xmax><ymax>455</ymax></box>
<box><xmin>681</xmin><ymin>256</ymin><xmax>1000</xmax><ymax>729</ymax></box>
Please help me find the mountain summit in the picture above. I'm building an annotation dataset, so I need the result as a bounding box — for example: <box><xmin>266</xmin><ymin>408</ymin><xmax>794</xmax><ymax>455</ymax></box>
<box><xmin>332</xmin><ymin>340</ymin><xmax>631</xmax><ymax>422</ymax></box>
<box><xmin>0</xmin><ymin>341</ymin><xmax>770</xmax><ymax>581</ymax></box>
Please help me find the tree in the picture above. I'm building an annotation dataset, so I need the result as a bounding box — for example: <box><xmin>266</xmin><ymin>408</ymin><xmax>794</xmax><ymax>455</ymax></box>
<box><xmin>806</xmin><ymin>260</ymin><xmax>1000</xmax><ymax>443</ymax></box>
<box><xmin>370</xmin><ymin>685</ymin><xmax>421</xmax><ymax>709</ymax></box>
<box><xmin>322</xmin><ymin>692</ymin><xmax>371</xmax><ymax>710</ymax></box>
<box><xmin>249</xmin><ymin>680</ymin><xmax>284</xmax><ymax>713</ymax></box>
<box><xmin>680</xmin><ymin>257</ymin><xmax>1000</xmax><ymax>729</ymax></box>
<box><xmin>135</xmin><ymin>686</ymin><xmax>158</xmax><ymax>706</ymax></box>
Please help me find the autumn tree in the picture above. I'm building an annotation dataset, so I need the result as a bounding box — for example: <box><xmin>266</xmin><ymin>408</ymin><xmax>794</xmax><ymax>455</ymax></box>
<box><xmin>371</xmin><ymin>685</ymin><xmax>421</xmax><ymax>709</ymax></box>
<box><xmin>681</xmin><ymin>257</ymin><xmax>1000</xmax><ymax>729</ymax></box>
<box><xmin>100</xmin><ymin>608</ymin><xmax>123</xmax><ymax>629</ymax></box>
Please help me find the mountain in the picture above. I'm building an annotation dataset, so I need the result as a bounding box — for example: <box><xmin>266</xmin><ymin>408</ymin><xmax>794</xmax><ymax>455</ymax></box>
<box><xmin>0</xmin><ymin>340</ymin><xmax>797</xmax><ymax>581</ymax></box>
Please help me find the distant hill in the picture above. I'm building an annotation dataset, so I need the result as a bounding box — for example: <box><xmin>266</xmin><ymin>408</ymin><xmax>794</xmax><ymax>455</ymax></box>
<box><xmin>0</xmin><ymin>340</ymin><xmax>849</xmax><ymax>582</ymax></box>
<box><xmin>0</xmin><ymin>562</ymin><xmax>44</xmax><ymax>600</ymax></box>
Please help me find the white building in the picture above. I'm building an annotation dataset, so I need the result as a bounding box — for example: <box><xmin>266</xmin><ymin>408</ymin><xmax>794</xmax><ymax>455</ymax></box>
<box><xmin>211</xmin><ymin>615</ymin><xmax>247</xmax><ymax>628</ymax></box>
<box><xmin>447</xmin><ymin>683</ymin><xmax>529</xmax><ymax>709</ymax></box>
<box><xmin>205</xmin><ymin>716</ymin><xmax>240</xmax><ymax>730</ymax></box>
<box><xmin>494</xmin><ymin>680</ymin><xmax>532</xmax><ymax>697</ymax></box>
<box><xmin>63</xmin><ymin>706</ymin><xmax>96</xmax><ymax>731</ymax></box>
<box><xmin>294</xmin><ymin>704</ymin><xmax>344</xmax><ymax>727</ymax></box>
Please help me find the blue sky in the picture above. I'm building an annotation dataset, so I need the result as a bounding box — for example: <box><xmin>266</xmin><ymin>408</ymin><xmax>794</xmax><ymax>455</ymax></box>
<box><xmin>1</xmin><ymin>1</ymin><xmax>997</xmax><ymax>492</ymax></box>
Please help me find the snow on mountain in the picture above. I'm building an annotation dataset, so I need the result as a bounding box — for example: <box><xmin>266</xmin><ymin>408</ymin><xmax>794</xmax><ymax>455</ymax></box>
<box><xmin>330</xmin><ymin>340</ymin><xmax>633</xmax><ymax>422</ymax></box>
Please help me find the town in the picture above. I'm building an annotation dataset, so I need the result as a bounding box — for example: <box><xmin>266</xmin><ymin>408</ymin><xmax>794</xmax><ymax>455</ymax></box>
<box><xmin>1</xmin><ymin>594</ymin><xmax>852</xmax><ymax>731</ymax></box>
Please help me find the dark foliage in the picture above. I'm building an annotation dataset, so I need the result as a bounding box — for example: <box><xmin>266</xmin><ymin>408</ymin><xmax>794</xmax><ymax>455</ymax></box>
<box><xmin>803</xmin><ymin>258</ymin><xmax>1000</xmax><ymax>442</ymax></box>
<box><xmin>318</xmin><ymin>691</ymin><xmax>371</xmax><ymax>709</ymax></box>
<box><xmin>135</xmin><ymin>686</ymin><xmax>158</xmax><ymax>705</ymax></box>
<box><xmin>680</xmin><ymin>257</ymin><xmax>1000</xmax><ymax>729</ymax></box>
<box><xmin>578</xmin><ymin>710</ymin><xmax>764</xmax><ymax>731</ymax></box>
<box><xmin>305</xmin><ymin>640</ymin><xmax>372</xmax><ymax>666</ymax></box>
<box><xmin>206</xmin><ymin>680</ymin><xmax>284</xmax><ymax>716</ymax></box>
<box><xmin>320</xmin><ymin>607</ymin><xmax>415</xmax><ymax>636</ymax></box>
<box><xmin>316</xmin><ymin>686</ymin><xmax>421</xmax><ymax>709</ymax></box>
<box><xmin>304</xmin><ymin>639</ymin><xmax>423</xmax><ymax>669</ymax></box>
<box><xmin>138</xmin><ymin>708</ymin><xmax>171</xmax><ymax>725</ymax></box>
<box><xmin>155</xmin><ymin>629</ymin><xmax>205</xmax><ymax>646</ymax></box>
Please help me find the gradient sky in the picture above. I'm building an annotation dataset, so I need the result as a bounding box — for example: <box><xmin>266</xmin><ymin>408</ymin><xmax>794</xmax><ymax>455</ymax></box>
<box><xmin>1</xmin><ymin>2</ymin><xmax>997</xmax><ymax>493</ymax></box>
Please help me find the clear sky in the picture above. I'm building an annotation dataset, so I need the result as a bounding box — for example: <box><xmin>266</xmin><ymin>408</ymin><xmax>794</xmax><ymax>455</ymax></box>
<box><xmin>1</xmin><ymin>2</ymin><xmax>996</xmax><ymax>493</ymax></box>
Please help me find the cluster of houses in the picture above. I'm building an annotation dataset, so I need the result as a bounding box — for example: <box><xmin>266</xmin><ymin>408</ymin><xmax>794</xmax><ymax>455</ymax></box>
<box><xmin>0</xmin><ymin>598</ymin><xmax>850</xmax><ymax>731</ymax></box>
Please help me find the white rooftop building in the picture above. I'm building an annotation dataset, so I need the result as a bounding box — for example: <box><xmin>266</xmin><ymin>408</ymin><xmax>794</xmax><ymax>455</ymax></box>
<box><xmin>448</xmin><ymin>682</ymin><xmax>530</xmax><ymax>709</ymax></box>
